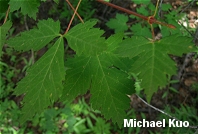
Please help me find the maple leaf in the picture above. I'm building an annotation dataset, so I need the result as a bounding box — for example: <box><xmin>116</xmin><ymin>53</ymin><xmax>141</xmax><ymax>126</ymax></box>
<box><xmin>0</xmin><ymin>21</ymin><xmax>12</xmax><ymax>56</ymax></box>
<box><xmin>106</xmin><ymin>32</ymin><xmax>124</xmax><ymax>52</ymax></box>
<box><xmin>62</xmin><ymin>56</ymin><xmax>92</xmax><ymax>103</ymax></box>
<box><xmin>62</xmin><ymin>23</ymin><xmax>135</xmax><ymax>127</ymax></box>
<box><xmin>116</xmin><ymin>35</ymin><xmax>195</xmax><ymax>102</ymax></box>
<box><xmin>8</xmin><ymin>19</ymin><xmax>60</xmax><ymax>51</ymax></box>
<box><xmin>62</xmin><ymin>53</ymin><xmax>134</xmax><ymax>127</ymax></box>
<box><xmin>6</xmin><ymin>18</ymin><xmax>64</xmax><ymax>123</ymax></box>
<box><xmin>90</xmin><ymin>53</ymin><xmax>134</xmax><ymax>127</ymax></box>
<box><xmin>65</xmin><ymin>20</ymin><xmax>107</xmax><ymax>56</ymax></box>
<box><xmin>9</xmin><ymin>0</ymin><xmax>40</xmax><ymax>20</ymax></box>
<box><xmin>14</xmin><ymin>37</ymin><xmax>65</xmax><ymax>123</ymax></box>
<box><xmin>106</xmin><ymin>13</ymin><xmax>128</xmax><ymax>33</ymax></box>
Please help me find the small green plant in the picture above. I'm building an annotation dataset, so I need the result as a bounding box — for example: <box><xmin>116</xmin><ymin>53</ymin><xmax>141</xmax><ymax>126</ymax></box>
<box><xmin>71</xmin><ymin>98</ymin><xmax>111</xmax><ymax>134</ymax></box>
<box><xmin>162</xmin><ymin>77</ymin><xmax>179</xmax><ymax>99</ymax></box>
<box><xmin>0</xmin><ymin>52</ymin><xmax>23</xmax><ymax>133</ymax></box>
<box><xmin>106</xmin><ymin>13</ymin><xmax>129</xmax><ymax>33</ymax></box>
<box><xmin>158</xmin><ymin>105</ymin><xmax>198</xmax><ymax>133</ymax></box>
<box><xmin>0</xmin><ymin>99</ymin><xmax>22</xmax><ymax>134</ymax></box>
<box><xmin>111</xmin><ymin>108</ymin><xmax>142</xmax><ymax>134</ymax></box>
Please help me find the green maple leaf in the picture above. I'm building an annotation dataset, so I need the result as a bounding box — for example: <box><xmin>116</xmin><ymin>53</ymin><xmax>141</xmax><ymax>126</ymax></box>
<box><xmin>106</xmin><ymin>32</ymin><xmax>124</xmax><ymax>52</ymax></box>
<box><xmin>90</xmin><ymin>53</ymin><xmax>134</xmax><ymax>126</ymax></box>
<box><xmin>65</xmin><ymin>20</ymin><xmax>107</xmax><ymax>56</ymax></box>
<box><xmin>62</xmin><ymin>56</ymin><xmax>92</xmax><ymax>102</ymax></box>
<box><xmin>62</xmin><ymin>23</ymin><xmax>135</xmax><ymax>127</ymax></box>
<box><xmin>116</xmin><ymin>35</ymin><xmax>195</xmax><ymax>102</ymax></box>
<box><xmin>14</xmin><ymin>37</ymin><xmax>65</xmax><ymax>123</ymax></box>
<box><xmin>9</xmin><ymin>0</ymin><xmax>40</xmax><ymax>20</ymax></box>
<box><xmin>7</xmin><ymin>19</ymin><xmax>64</xmax><ymax>123</ymax></box>
<box><xmin>8</xmin><ymin>19</ymin><xmax>60</xmax><ymax>51</ymax></box>
<box><xmin>62</xmin><ymin>53</ymin><xmax>134</xmax><ymax>127</ymax></box>
<box><xmin>106</xmin><ymin>13</ymin><xmax>128</xmax><ymax>33</ymax></box>
<box><xmin>0</xmin><ymin>21</ymin><xmax>12</xmax><ymax>56</ymax></box>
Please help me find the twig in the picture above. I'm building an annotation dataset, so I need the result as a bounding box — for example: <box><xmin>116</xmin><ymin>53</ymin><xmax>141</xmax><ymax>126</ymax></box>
<box><xmin>158</xmin><ymin>0</ymin><xmax>163</xmax><ymax>18</ymax></box>
<box><xmin>24</xmin><ymin>15</ymin><xmax>35</xmax><ymax>65</ymax></box>
<box><xmin>178</xmin><ymin>53</ymin><xmax>194</xmax><ymax>80</ymax></box>
<box><xmin>194</xmin><ymin>27</ymin><xmax>198</xmax><ymax>43</ymax></box>
<box><xmin>176</xmin><ymin>23</ymin><xmax>198</xmax><ymax>83</ymax></box>
<box><xmin>3</xmin><ymin>6</ymin><xmax>10</xmax><ymax>24</ymax></box>
<box><xmin>65</xmin><ymin>0</ymin><xmax>84</xmax><ymax>23</ymax></box>
<box><xmin>179</xmin><ymin>0</ymin><xmax>197</xmax><ymax>14</ymax></box>
<box><xmin>178</xmin><ymin>21</ymin><xmax>195</xmax><ymax>37</ymax></box>
<box><xmin>24</xmin><ymin>16</ymin><xmax>29</xmax><ymax>31</ymax></box>
<box><xmin>195</xmin><ymin>128</ymin><xmax>198</xmax><ymax>134</ymax></box>
<box><xmin>136</xmin><ymin>94</ymin><xmax>198</xmax><ymax>130</ymax></box>
<box><xmin>64</xmin><ymin>0</ymin><xmax>82</xmax><ymax>35</ymax></box>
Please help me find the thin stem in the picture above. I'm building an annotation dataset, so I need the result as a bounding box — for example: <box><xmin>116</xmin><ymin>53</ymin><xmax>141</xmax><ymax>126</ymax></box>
<box><xmin>3</xmin><ymin>6</ymin><xmax>10</xmax><ymax>24</ymax></box>
<box><xmin>153</xmin><ymin>0</ymin><xmax>159</xmax><ymax>17</ymax></box>
<box><xmin>65</xmin><ymin>0</ymin><xmax>84</xmax><ymax>23</ymax></box>
<box><xmin>155</xmin><ymin>20</ymin><xmax>176</xmax><ymax>29</ymax></box>
<box><xmin>136</xmin><ymin>94</ymin><xmax>198</xmax><ymax>130</ymax></box>
<box><xmin>179</xmin><ymin>0</ymin><xmax>196</xmax><ymax>14</ymax></box>
<box><xmin>24</xmin><ymin>16</ymin><xmax>35</xmax><ymax>64</ymax></box>
<box><xmin>96</xmin><ymin>0</ymin><xmax>148</xmax><ymax>21</ymax></box>
<box><xmin>64</xmin><ymin>0</ymin><xmax>82</xmax><ymax>35</ymax></box>
<box><xmin>24</xmin><ymin>16</ymin><xmax>29</xmax><ymax>30</ymax></box>
<box><xmin>158</xmin><ymin>0</ymin><xmax>163</xmax><ymax>17</ymax></box>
